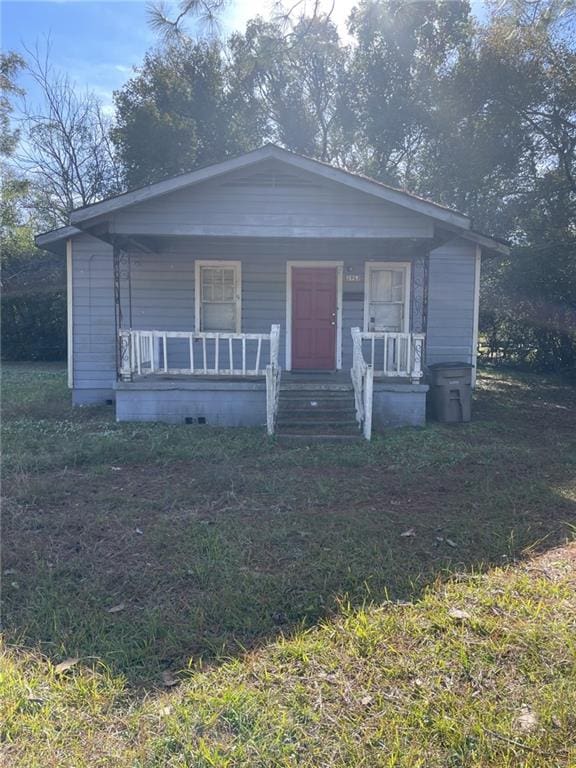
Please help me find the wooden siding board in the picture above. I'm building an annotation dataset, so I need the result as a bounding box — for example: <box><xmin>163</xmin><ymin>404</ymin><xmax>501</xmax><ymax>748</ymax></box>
<box><xmin>71</xmin><ymin>234</ymin><xmax>116</xmax><ymax>395</ymax></box>
<box><xmin>110</xmin><ymin>167</ymin><xmax>433</xmax><ymax>239</ymax></box>
<box><xmin>426</xmin><ymin>239</ymin><xmax>476</xmax><ymax>365</ymax></box>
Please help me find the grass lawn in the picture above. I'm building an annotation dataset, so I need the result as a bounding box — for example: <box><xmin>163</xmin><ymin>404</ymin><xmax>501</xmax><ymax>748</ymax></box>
<box><xmin>1</xmin><ymin>362</ymin><xmax>575</xmax><ymax>766</ymax></box>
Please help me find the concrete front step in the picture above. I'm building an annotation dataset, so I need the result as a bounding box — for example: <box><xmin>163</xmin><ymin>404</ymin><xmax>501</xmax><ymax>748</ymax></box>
<box><xmin>276</xmin><ymin>385</ymin><xmax>358</xmax><ymax>439</ymax></box>
<box><xmin>281</xmin><ymin>383</ymin><xmax>353</xmax><ymax>390</ymax></box>
<box><xmin>276</xmin><ymin>432</ymin><xmax>363</xmax><ymax>445</ymax></box>
<box><xmin>277</xmin><ymin>419</ymin><xmax>358</xmax><ymax>429</ymax></box>
<box><xmin>278</xmin><ymin>401</ymin><xmax>356</xmax><ymax>411</ymax></box>
<box><xmin>279</xmin><ymin>393</ymin><xmax>353</xmax><ymax>401</ymax></box>
<box><xmin>278</xmin><ymin>410</ymin><xmax>357</xmax><ymax>420</ymax></box>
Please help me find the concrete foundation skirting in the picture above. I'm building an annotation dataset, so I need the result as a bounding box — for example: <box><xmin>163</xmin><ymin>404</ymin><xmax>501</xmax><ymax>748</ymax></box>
<box><xmin>372</xmin><ymin>382</ymin><xmax>429</xmax><ymax>429</ymax></box>
<box><xmin>114</xmin><ymin>380</ymin><xmax>267</xmax><ymax>426</ymax></box>
<box><xmin>73</xmin><ymin>388</ymin><xmax>115</xmax><ymax>406</ymax></box>
<box><xmin>111</xmin><ymin>379</ymin><xmax>427</xmax><ymax>429</ymax></box>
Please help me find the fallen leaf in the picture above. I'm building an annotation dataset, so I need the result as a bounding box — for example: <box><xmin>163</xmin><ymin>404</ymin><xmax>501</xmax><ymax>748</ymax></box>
<box><xmin>446</xmin><ymin>538</ymin><xmax>458</xmax><ymax>548</ymax></box>
<box><xmin>516</xmin><ymin>705</ymin><xmax>538</xmax><ymax>733</ymax></box>
<box><xmin>54</xmin><ymin>657</ymin><xmax>79</xmax><ymax>674</ymax></box>
<box><xmin>162</xmin><ymin>670</ymin><xmax>179</xmax><ymax>687</ymax></box>
<box><xmin>106</xmin><ymin>602</ymin><xmax>125</xmax><ymax>613</ymax></box>
<box><xmin>448</xmin><ymin>608</ymin><xmax>471</xmax><ymax>621</ymax></box>
<box><xmin>400</xmin><ymin>528</ymin><xmax>416</xmax><ymax>538</ymax></box>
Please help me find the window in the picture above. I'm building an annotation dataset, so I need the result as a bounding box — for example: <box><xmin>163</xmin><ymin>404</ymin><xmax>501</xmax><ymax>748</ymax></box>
<box><xmin>364</xmin><ymin>262</ymin><xmax>410</xmax><ymax>332</ymax></box>
<box><xmin>195</xmin><ymin>261</ymin><xmax>241</xmax><ymax>332</ymax></box>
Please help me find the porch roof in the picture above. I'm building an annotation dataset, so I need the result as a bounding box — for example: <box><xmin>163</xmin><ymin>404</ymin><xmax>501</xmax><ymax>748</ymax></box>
<box><xmin>35</xmin><ymin>144</ymin><xmax>509</xmax><ymax>256</ymax></box>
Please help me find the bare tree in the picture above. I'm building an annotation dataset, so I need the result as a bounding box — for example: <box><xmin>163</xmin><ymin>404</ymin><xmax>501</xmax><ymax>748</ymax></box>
<box><xmin>17</xmin><ymin>43</ymin><xmax>123</xmax><ymax>227</ymax></box>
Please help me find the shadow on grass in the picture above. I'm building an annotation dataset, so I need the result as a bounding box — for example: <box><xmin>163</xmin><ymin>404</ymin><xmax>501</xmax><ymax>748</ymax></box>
<box><xmin>2</xmin><ymin>365</ymin><xmax>575</xmax><ymax>690</ymax></box>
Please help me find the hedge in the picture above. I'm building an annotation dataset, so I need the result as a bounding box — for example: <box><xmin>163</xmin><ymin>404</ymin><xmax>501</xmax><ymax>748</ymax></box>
<box><xmin>1</xmin><ymin>290</ymin><xmax>67</xmax><ymax>361</ymax></box>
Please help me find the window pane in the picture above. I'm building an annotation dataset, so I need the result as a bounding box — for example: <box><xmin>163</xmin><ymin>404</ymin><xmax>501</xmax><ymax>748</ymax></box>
<box><xmin>370</xmin><ymin>269</ymin><xmax>405</xmax><ymax>301</ymax></box>
<box><xmin>390</xmin><ymin>270</ymin><xmax>405</xmax><ymax>301</ymax></box>
<box><xmin>201</xmin><ymin>269</ymin><xmax>215</xmax><ymax>301</ymax></box>
<box><xmin>199</xmin><ymin>265</ymin><xmax>239</xmax><ymax>331</ymax></box>
<box><xmin>369</xmin><ymin>302</ymin><xmax>403</xmax><ymax>332</ymax></box>
<box><xmin>222</xmin><ymin>281</ymin><xmax>234</xmax><ymax>302</ymax></box>
<box><xmin>201</xmin><ymin>267</ymin><xmax>236</xmax><ymax>302</ymax></box>
<box><xmin>202</xmin><ymin>302</ymin><xmax>236</xmax><ymax>331</ymax></box>
<box><xmin>370</xmin><ymin>269</ymin><xmax>390</xmax><ymax>301</ymax></box>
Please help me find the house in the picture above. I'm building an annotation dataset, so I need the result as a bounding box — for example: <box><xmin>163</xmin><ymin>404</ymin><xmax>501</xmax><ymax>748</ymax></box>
<box><xmin>36</xmin><ymin>144</ymin><xmax>508</xmax><ymax>440</ymax></box>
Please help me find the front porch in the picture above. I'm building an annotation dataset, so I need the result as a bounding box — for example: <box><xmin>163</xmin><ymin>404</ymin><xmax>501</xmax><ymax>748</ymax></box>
<box><xmin>115</xmin><ymin>326</ymin><xmax>427</xmax><ymax>438</ymax></box>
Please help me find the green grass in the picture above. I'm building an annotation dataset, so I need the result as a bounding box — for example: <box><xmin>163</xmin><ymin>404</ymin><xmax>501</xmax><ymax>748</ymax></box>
<box><xmin>1</xmin><ymin>363</ymin><xmax>576</xmax><ymax>766</ymax></box>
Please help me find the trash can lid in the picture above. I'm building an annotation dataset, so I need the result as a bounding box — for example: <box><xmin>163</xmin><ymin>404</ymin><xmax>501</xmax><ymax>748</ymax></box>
<box><xmin>428</xmin><ymin>361</ymin><xmax>474</xmax><ymax>369</ymax></box>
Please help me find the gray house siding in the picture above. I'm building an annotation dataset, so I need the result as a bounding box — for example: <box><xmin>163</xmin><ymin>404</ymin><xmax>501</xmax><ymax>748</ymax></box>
<box><xmin>71</xmin><ymin>234</ymin><xmax>115</xmax><ymax>404</ymax></box>
<box><xmin>107</xmin><ymin>162</ymin><xmax>435</xmax><ymax>240</ymax></box>
<box><xmin>426</xmin><ymin>239</ymin><xmax>478</xmax><ymax>366</ymax></box>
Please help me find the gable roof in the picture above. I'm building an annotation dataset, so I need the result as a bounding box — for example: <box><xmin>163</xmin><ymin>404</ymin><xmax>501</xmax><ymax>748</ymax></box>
<box><xmin>36</xmin><ymin>144</ymin><xmax>509</xmax><ymax>255</ymax></box>
<box><xmin>70</xmin><ymin>144</ymin><xmax>471</xmax><ymax>229</ymax></box>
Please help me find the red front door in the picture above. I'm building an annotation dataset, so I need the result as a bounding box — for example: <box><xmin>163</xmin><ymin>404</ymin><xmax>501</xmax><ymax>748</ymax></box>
<box><xmin>291</xmin><ymin>267</ymin><xmax>337</xmax><ymax>370</ymax></box>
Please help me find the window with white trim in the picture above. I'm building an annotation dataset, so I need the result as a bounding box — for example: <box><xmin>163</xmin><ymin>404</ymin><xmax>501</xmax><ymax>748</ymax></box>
<box><xmin>195</xmin><ymin>261</ymin><xmax>241</xmax><ymax>332</ymax></box>
<box><xmin>364</xmin><ymin>262</ymin><xmax>410</xmax><ymax>332</ymax></box>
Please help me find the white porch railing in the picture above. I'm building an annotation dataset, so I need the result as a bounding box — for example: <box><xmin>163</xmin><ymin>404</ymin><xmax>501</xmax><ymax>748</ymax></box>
<box><xmin>350</xmin><ymin>328</ymin><xmax>425</xmax><ymax>440</ymax></box>
<box><xmin>118</xmin><ymin>325</ymin><xmax>282</xmax><ymax>434</ymax></box>
<box><xmin>351</xmin><ymin>328</ymin><xmax>374</xmax><ymax>440</ymax></box>
<box><xmin>358</xmin><ymin>331</ymin><xmax>425</xmax><ymax>380</ymax></box>
<box><xmin>119</xmin><ymin>326</ymin><xmax>281</xmax><ymax>378</ymax></box>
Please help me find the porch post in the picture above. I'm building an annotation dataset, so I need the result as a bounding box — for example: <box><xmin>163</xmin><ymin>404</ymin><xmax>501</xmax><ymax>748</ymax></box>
<box><xmin>411</xmin><ymin>334</ymin><xmax>425</xmax><ymax>383</ymax></box>
<box><xmin>410</xmin><ymin>250</ymin><xmax>429</xmax><ymax>336</ymax></box>
<box><xmin>113</xmin><ymin>239</ymin><xmax>133</xmax><ymax>381</ymax></box>
<box><xmin>410</xmin><ymin>250</ymin><xmax>429</xmax><ymax>378</ymax></box>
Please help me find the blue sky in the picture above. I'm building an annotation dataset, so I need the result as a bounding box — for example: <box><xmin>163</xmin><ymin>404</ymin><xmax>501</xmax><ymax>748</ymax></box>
<box><xmin>2</xmin><ymin>0</ymin><xmax>488</xmax><ymax>115</ymax></box>
<box><xmin>3</xmin><ymin>1</ymin><xmax>160</xmax><ymax>114</ymax></box>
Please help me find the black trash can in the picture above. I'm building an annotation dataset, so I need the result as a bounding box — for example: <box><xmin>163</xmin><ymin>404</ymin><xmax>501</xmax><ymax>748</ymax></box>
<box><xmin>427</xmin><ymin>362</ymin><xmax>473</xmax><ymax>423</ymax></box>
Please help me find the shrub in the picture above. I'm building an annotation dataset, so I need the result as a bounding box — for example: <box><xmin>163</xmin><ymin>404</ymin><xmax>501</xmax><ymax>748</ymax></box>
<box><xmin>1</xmin><ymin>290</ymin><xmax>66</xmax><ymax>361</ymax></box>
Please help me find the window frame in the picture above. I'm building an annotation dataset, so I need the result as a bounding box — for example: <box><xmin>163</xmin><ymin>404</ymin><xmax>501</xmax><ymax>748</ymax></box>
<box><xmin>363</xmin><ymin>261</ymin><xmax>411</xmax><ymax>333</ymax></box>
<box><xmin>194</xmin><ymin>260</ymin><xmax>242</xmax><ymax>333</ymax></box>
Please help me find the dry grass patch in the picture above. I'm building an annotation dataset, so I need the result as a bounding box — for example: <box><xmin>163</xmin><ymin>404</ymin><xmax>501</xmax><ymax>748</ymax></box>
<box><xmin>2</xmin><ymin>544</ymin><xmax>575</xmax><ymax>767</ymax></box>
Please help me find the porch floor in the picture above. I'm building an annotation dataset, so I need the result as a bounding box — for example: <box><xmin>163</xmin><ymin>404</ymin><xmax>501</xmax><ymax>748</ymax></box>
<box><xmin>125</xmin><ymin>371</ymin><xmax>414</xmax><ymax>387</ymax></box>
